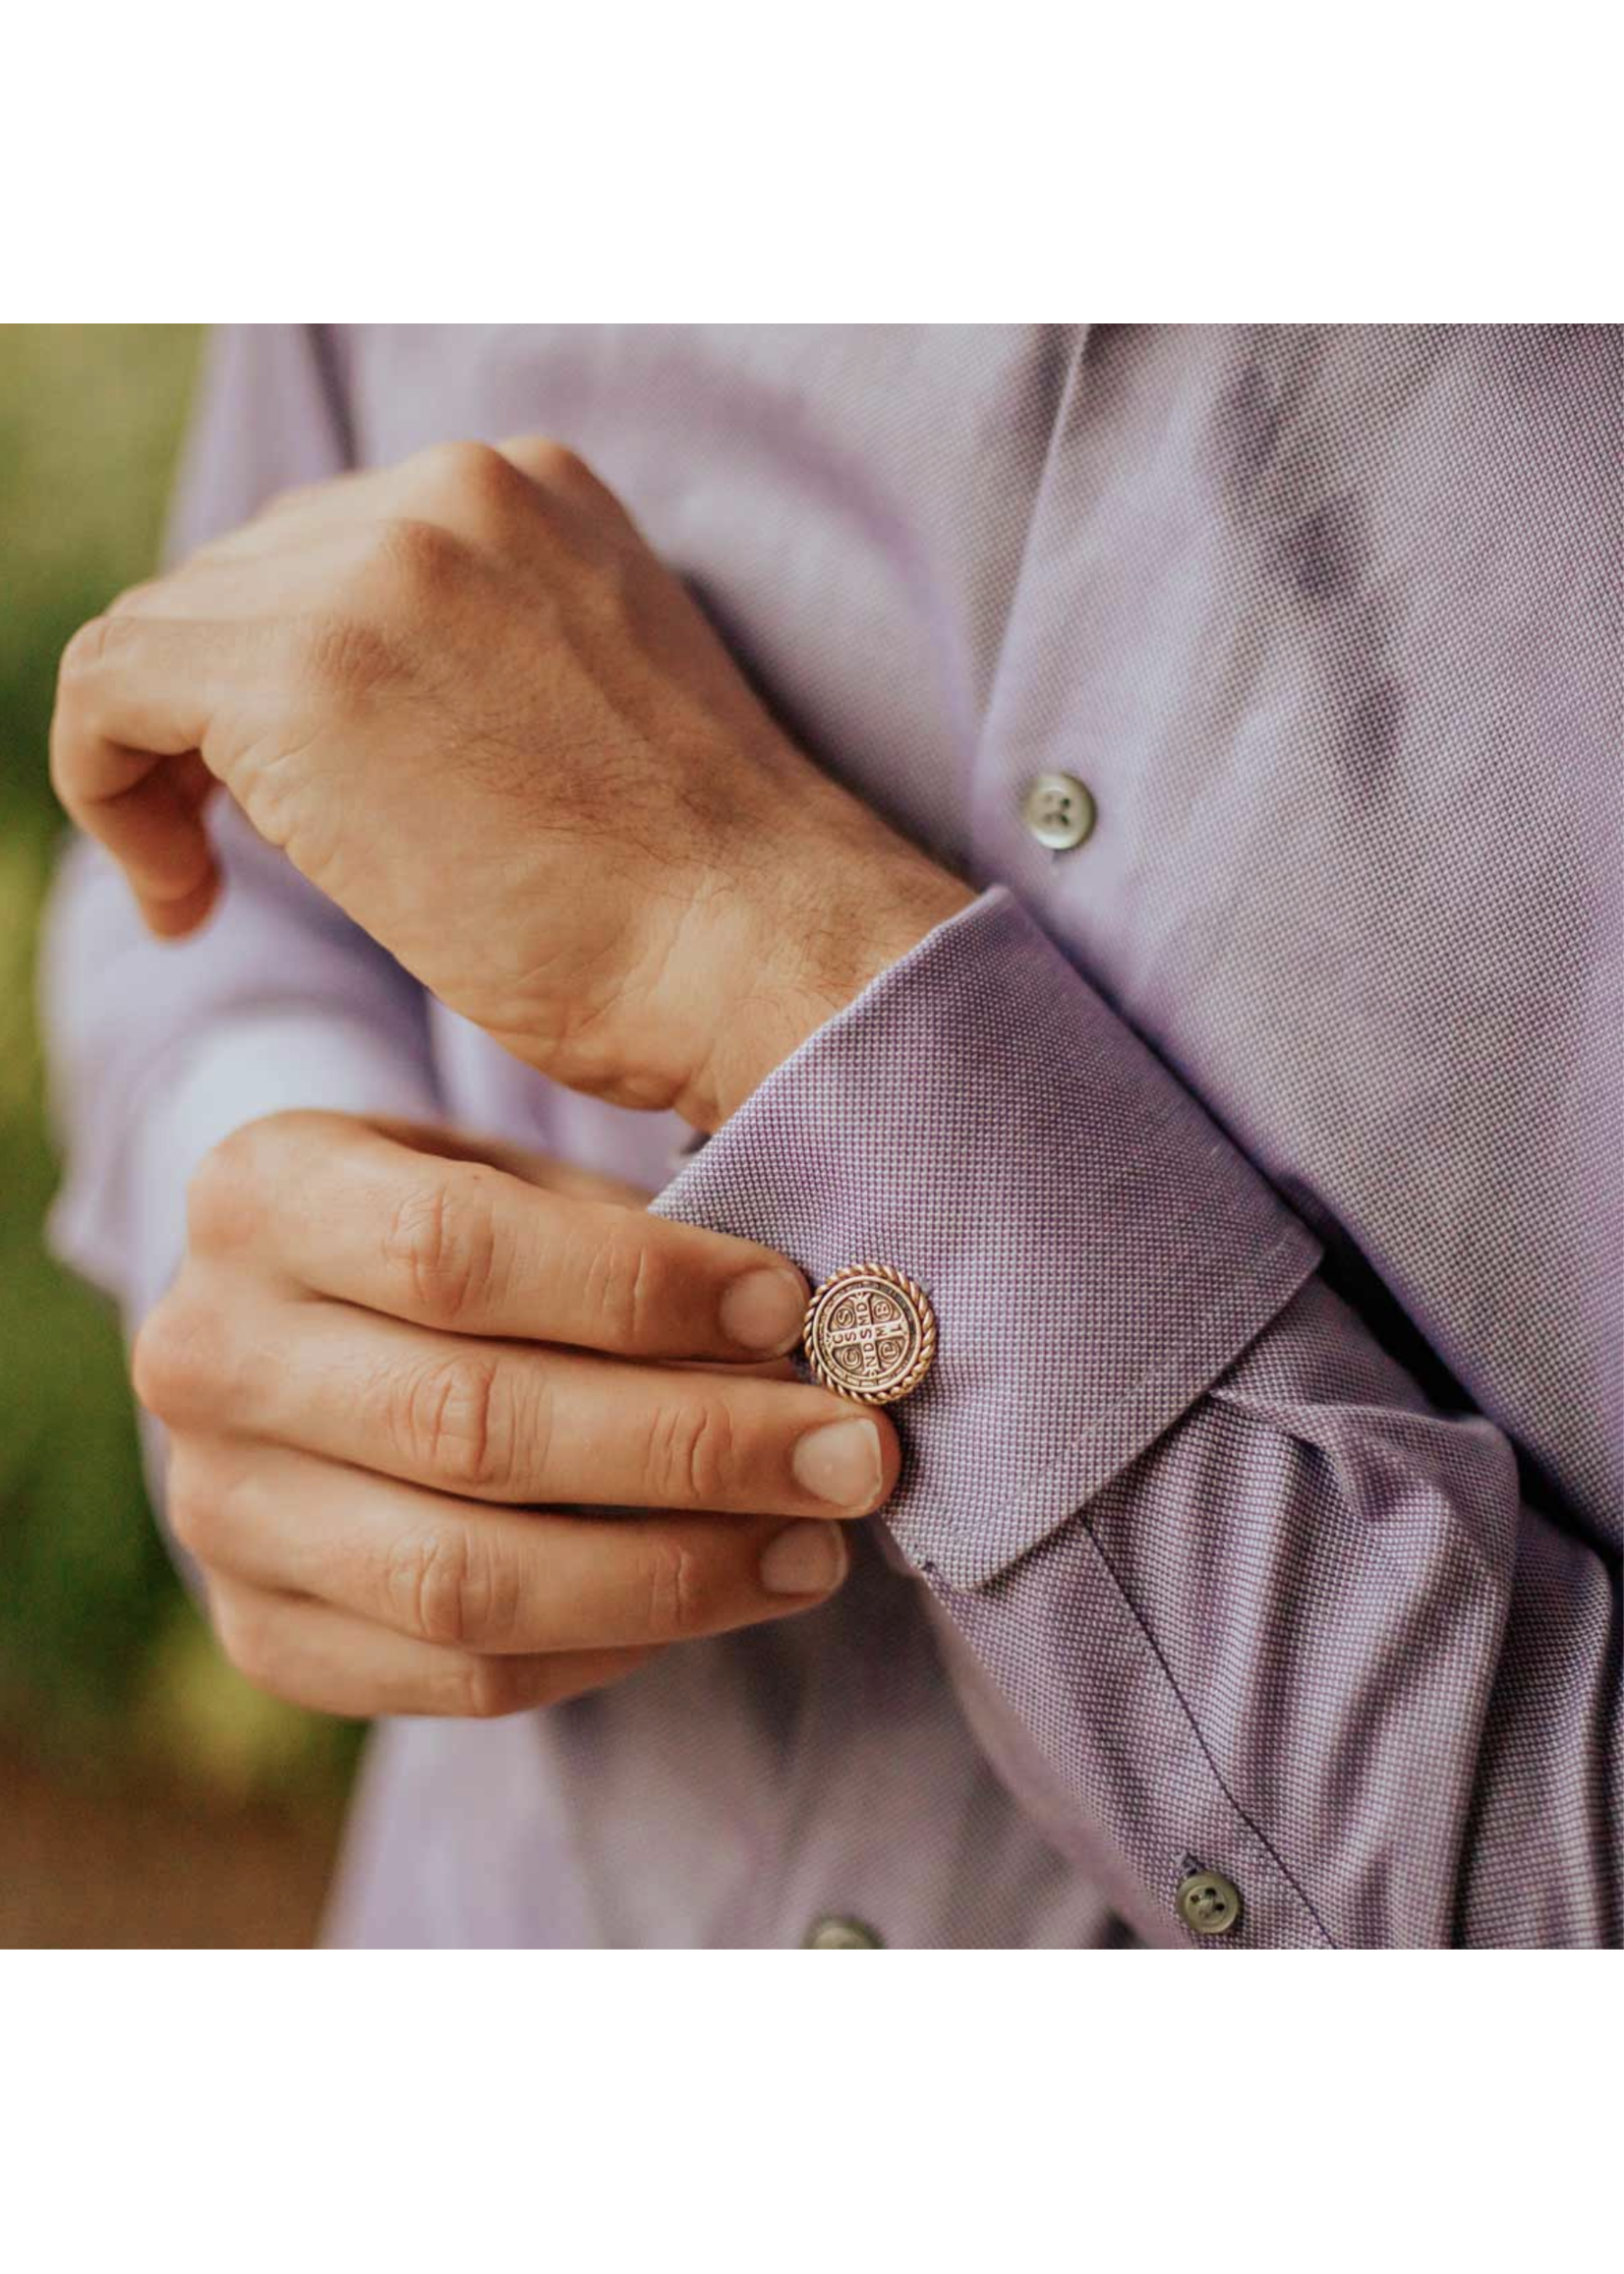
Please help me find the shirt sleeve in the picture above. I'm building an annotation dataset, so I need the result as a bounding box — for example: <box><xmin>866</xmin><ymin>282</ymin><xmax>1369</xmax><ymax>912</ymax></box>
<box><xmin>41</xmin><ymin>327</ymin><xmax>442</xmax><ymax>1503</ymax></box>
<box><xmin>650</xmin><ymin>886</ymin><xmax>1621</xmax><ymax>1949</ymax></box>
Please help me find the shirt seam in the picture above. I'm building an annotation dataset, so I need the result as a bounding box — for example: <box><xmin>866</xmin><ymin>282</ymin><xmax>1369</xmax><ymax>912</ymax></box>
<box><xmin>1074</xmin><ymin>1512</ymin><xmax>1342</xmax><ymax>1948</ymax></box>
<box><xmin>1019</xmin><ymin>1218</ymin><xmax>1319</xmax><ymax>1479</ymax></box>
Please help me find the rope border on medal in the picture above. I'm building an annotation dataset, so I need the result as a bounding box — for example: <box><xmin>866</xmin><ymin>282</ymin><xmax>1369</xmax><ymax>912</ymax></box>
<box><xmin>801</xmin><ymin>1261</ymin><xmax>937</xmax><ymax>1406</ymax></box>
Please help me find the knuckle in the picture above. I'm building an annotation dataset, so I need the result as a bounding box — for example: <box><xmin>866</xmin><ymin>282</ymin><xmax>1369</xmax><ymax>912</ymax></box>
<box><xmin>641</xmin><ymin>1533</ymin><xmax>711</xmax><ymax>1640</ymax></box>
<box><xmin>185</xmin><ymin>1124</ymin><xmax>268</xmax><ymax>1253</ymax></box>
<box><xmin>389</xmin><ymin>1350</ymin><xmax>510</xmax><ymax>1493</ymax></box>
<box><xmin>414</xmin><ymin>438</ymin><xmax>526</xmax><ymax>525</ymax></box>
<box><xmin>56</xmin><ymin>612</ymin><xmax>124</xmax><ymax>693</ymax></box>
<box><xmin>166</xmin><ymin>1447</ymin><xmax>255</xmax><ymax>1562</ymax></box>
<box><xmin>382</xmin><ymin>1168</ymin><xmax>499</xmax><ymax>1326</ymax></box>
<box><xmin>387</xmin><ymin>1522</ymin><xmax>521</xmax><ymax>1650</ymax></box>
<box><xmin>522</xmin><ymin>438</ymin><xmax>591</xmax><ymax>490</ymax></box>
<box><xmin>416</xmin><ymin>437</ymin><xmax>498</xmax><ymax>487</ymax></box>
<box><xmin>163</xmin><ymin>1447</ymin><xmax>216</xmax><ymax>1556</ymax></box>
<box><xmin>164</xmin><ymin>1479</ymin><xmax>207</xmax><ymax>1554</ymax></box>
<box><xmin>584</xmin><ymin>1215</ymin><xmax>670</xmax><ymax>1351</ymax></box>
<box><xmin>211</xmin><ymin>1592</ymin><xmax>275</xmax><ymax>1688</ymax></box>
<box><xmin>131</xmin><ymin>1291</ymin><xmax>226</xmax><ymax>1424</ymax></box>
<box><xmin>372</xmin><ymin>514</ymin><xmax>470</xmax><ymax>602</ymax></box>
<box><xmin>642</xmin><ymin>1391</ymin><xmax>739</xmax><ymax>1508</ymax></box>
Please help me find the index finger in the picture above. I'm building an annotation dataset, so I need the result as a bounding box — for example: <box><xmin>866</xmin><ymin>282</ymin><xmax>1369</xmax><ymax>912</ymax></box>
<box><xmin>192</xmin><ymin>1111</ymin><xmax>811</xmax><ymax>1364</ymax></box>
<box><xmin>50</xmin><ymin>612</ymin><xmax>228</xmax><ymax>935</ymax></box>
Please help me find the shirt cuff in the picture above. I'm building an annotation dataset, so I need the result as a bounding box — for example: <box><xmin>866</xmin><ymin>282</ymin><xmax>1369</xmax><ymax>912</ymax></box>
<box><xmin>49</xmin><ymin>1007</ymin><xmax>441</xmax><ymax>1329</ymax></box>
<box><xmin>652</xmin><ymin>886</ymin><xmax>1321</xmax><ymax>1588</ymax></box>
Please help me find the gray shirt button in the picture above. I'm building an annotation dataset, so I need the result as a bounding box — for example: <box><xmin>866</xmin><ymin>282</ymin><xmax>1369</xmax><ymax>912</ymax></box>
<box><xmin>803</xmin><ymin>1915</ymin><xmax>884</xmax><ymax>1949</ymax></box>
<box><xmin>1177</xmin><ymin>1868</ymin><xmax>1243</xmax><ymax>1936</ymax></box>
<box><xmin>1021</xmin><ymin>772</ymin><xmax>1097</xmax><ymax>850</ymax></box>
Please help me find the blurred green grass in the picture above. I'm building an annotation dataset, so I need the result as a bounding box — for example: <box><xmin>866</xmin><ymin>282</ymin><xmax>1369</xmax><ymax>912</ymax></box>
<box><xmin>0</xmin><ymin>326</ymin><xmax>353</xmax><ymax>1800</ymax></box>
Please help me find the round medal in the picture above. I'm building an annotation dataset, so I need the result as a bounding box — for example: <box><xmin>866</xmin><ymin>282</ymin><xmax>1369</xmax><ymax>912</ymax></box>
<box><xmin>802</xmin><ymin>1262</ymin><xmax>936</xmax><ymax>1406</ymax></box>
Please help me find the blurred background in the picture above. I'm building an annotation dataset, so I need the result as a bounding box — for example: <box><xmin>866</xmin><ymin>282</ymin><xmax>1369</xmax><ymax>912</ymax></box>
<box><xmin>1</xmin><ymin>325</ymin><xmax>354</xmax><ymax>1945</ymax></box>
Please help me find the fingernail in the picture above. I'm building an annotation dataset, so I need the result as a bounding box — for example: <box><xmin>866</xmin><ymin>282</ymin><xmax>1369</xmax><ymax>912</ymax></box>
<box><xmin>759</xmin><ymin>1520</ymin><xmax>849</xmax><ymax>1597</ymax></box>
<box><xmin>719</xmin><ymin>1266</ymin><xmax>806</xmax><ymax>1354</ymax></box>
<box><xmin>790</xmin><ymin>1417</ymin><xmax>882</xmax><ymax>1510</ymax></box>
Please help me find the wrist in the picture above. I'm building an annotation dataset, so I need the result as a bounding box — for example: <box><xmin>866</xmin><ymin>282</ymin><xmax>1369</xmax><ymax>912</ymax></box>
<box><xmin>694</xmin><ymin>850</ymin><xmax>975</xmax><ymax>1132</ymax></box>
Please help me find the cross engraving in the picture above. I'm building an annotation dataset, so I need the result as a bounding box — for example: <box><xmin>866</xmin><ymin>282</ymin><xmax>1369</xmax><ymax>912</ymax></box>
<box><xmin>825</xmin><ymin>1289</ymin><xmax>911</xmax><ymax>1384</ymax></box>
<box><xmin>805</xmin><ymin>1265</ymin><xmax>935</xmax><ymax>1406</ymax></box>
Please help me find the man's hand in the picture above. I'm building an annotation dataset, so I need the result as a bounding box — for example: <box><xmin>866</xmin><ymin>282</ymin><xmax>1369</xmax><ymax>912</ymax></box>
<box><xmin>135</xmin><ymin>1112</ymin><xmax>899</xmax><ymax>1720</ymax></box>
<box><xmin>50</xmin><ymin>439</ymin><xmax>972</xmax><ymax>1129</ymax></box>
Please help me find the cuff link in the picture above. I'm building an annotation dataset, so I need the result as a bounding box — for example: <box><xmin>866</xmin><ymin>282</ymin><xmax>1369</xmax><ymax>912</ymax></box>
<box><xmin>803</xmin><ymin>1262</ymin><xmax>936</xmax><ymax>1406</ymax></box>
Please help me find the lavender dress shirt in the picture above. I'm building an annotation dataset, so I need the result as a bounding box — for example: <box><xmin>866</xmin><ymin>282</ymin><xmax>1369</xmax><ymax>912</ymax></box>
<box><xmin>44</xmin><ymin>324</ymin><xmax>1620</xmax><ymax>1948</ymax></box>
